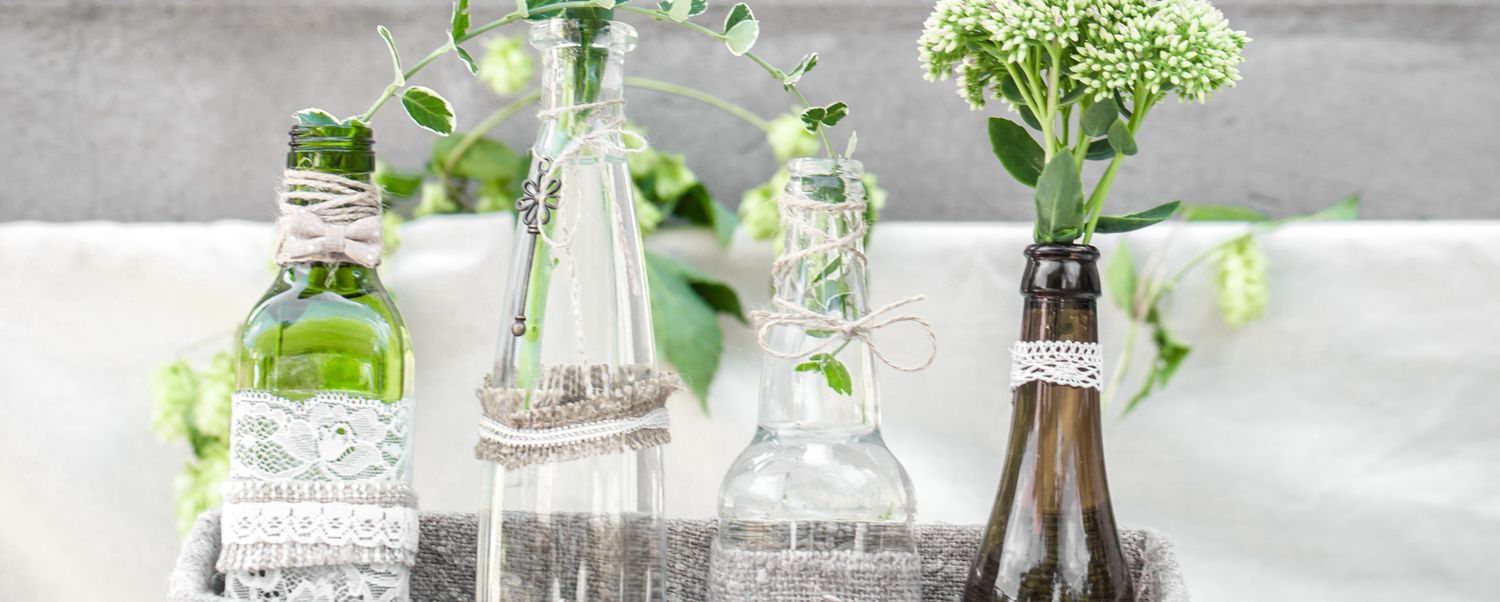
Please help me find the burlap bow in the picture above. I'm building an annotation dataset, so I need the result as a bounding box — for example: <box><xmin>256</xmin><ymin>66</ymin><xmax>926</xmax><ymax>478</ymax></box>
<box><xmin>275</xmin><ymin>209</ymin><xmax>383</xmax><ymax>268</ymax></box>
<box><xmin>273</xmin><ymin>169</ymin><xmax>384</xmax><ymax>268</ymax></box>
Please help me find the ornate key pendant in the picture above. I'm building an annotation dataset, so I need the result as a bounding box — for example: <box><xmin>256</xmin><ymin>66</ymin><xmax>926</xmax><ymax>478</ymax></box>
<box><xmin>511</xmin><ymin>157</ymin><xmax>562</xmax><ymax>337</ymax></box>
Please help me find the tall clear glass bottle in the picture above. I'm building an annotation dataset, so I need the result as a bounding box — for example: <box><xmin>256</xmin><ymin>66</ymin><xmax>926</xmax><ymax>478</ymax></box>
<box><xmin>476</xmin><ymin>18</ymin><xmax>666</xmax><ymax>602</ymax></box>
<box><xmin>963</xmin><ymin>245</ymin><xmax>1133</xmax><ymax>602</ymax></box>
<box><xmin>228</xmin><ymin>123</ymin><xmax>416</xmax><ymax>600</ymax></box>
<box><xmin>709</xmin><ymin>159</ymin><xmax>920</xmax><ymax>602</ymax></box>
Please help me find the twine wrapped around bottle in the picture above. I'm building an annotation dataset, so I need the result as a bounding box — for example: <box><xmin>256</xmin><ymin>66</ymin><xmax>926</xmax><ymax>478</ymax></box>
<box><xmin>750</xmin><ymin>193</ymin><xmax>939</xmax><ymax>372</ymax></box>
<box><xmin>274</xmin><ymin>169</ymin><xmax>384</xmax><ymax>268</ymax></box>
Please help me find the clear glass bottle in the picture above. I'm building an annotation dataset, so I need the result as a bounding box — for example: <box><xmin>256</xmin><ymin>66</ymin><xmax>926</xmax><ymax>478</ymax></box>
<box><xmin>963</xmin><ymin>245</ymin><xmax>1133</xmax><ymax>602</ymax></box>
<box><xmin>476</xmin><ymin>18</ymin><xmax>666</xmax><ymax>602</ymax></box>
<box><xmin>709</xmin><ymin>158</ymin><xmax>920</xmax><ymax>602</ymax></box>
<box><xmin>228</xmin><ymin>123</ymin><xmax>416</xmax><ymax>600</ymax></box>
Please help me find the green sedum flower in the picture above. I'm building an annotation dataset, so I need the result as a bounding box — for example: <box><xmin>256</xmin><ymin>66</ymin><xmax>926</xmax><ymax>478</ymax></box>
<box><xmin>740</xmin><ymin>169</ymin><xmax>790</xmax><ymax>242</ymax></box>
<box><xmin>1074</xmin><ymin>0</ymin><xmax>1249</xmax><ymax>102</ymax></box>
<box><xmin>920</xmin><ymin>0</ymin><xmax>1089</xmax><ymax>110</ymax></box>
<box><xmin>477</xmin><ymin>35</ymin><xmax>536</xmax><ymax>97</ymax></box>
<box><xmin>1214</xmin><ymin>234</ymin><xmax>1269</xmax><ymax>327</ymax></box>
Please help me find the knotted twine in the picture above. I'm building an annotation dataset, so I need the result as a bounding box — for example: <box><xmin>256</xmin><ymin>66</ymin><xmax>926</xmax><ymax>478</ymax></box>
<box><xmin>274</xmin><ymin>169</ymin><xmax>384</xmax><ymax>268</ymax></box>
<box><xmin>749</xmin><ymin>192</ymin><xmax>938</xmax><ymax>372</ymax></box>
<box><xmin>475</xmin><ymin>100</ymin><xmax>674</xmax><ymax>470</ymax></box>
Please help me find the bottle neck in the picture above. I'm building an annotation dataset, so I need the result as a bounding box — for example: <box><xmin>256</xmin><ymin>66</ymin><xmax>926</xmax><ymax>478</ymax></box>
<box><xmin>534</xmin><ymin>19</ymin><xmax>630</xmax><ymax>151</ymax></box>
<box><xmin>281</xmin><ymin>124</ymin><xmax>380</xmax><ymax>275</ymax></box>
<box><xmin>757</xmin><ymin>164</ymin><xmax>878</xmax><ymax>434</ymax></box>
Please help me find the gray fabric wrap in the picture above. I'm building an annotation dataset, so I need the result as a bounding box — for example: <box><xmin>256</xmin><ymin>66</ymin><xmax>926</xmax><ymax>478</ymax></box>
<box><xmin>171</xmin><ymin>511</ymin><xmax>1187</xmax><ymax>601</ymax></box>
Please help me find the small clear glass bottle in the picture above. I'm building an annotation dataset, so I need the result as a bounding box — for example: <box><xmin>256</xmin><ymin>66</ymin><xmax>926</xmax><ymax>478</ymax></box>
<box><xmin>708</xmin><ymin>158</ymin><xmax>920</xmax><ymax>602</ymax></box>
<box><xmin>476</xmin><ymin>18</ymin><xmax>666</xmax><ymax>602</ymax></box>
<box><xmin>227</xmin><ymin>123</ymin><xmax>416</xmax><ymax>601</ymax></box>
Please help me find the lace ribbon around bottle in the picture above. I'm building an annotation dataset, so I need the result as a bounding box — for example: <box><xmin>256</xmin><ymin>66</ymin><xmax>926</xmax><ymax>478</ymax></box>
<box><xmin>224</xmin><ymin>563</ymin><xmax>410</xmax><ymax>602</ymax></box>
<box><xmin>222</xmin><ymin>390</ymin><xmax>418</xmax><ymax>598</ymax></box>
<box><xmin>1009</xmin><ymin>340</ymin><xmax>1104</xmax><ymax>391</ymax></box>
<box><xmin>475</xmin><ymin>364</ymin><xmax>677</xmax><ymax>469</ymax></box>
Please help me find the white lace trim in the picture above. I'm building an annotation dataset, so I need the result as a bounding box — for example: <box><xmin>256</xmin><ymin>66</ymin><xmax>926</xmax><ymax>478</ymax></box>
<box><xmin>230</xmin><ymin>391</ymin><xmax>414</xmax><ymax>482</ymax></box>
<box><xmin>1009</xmin><ymin>341</ymin><xmax>1104</xmax><ymax>391</ymax></box>
<box><xmin>478</xmin><ymin>407</ymin><xmax>671</xmax><ymax>449</ymax></box>
<box><xmin>225</xmin><ymin>564</ymin><xmax>410</xmax><ymax>602</ymax></box>
<box><xmin>222</xmin><ymin>501</ymin><xmax>420</xmax><ymax>550</ymax></box>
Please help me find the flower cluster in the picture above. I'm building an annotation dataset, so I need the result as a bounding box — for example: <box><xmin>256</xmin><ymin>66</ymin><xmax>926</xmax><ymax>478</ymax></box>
<box><xmin>1074</xmin><ymin>0</ymin><xmax>1248</xmax><ymax>103</ymax></box>
<box><xmin>919</xmin><ymin>0</ymin><xmax>1247</xmax><ymax>108</ymax></box>
<box><xmin>477</xmin><ymin>34</ymin><xmax>535</xmax><ymax>97</ymax></box>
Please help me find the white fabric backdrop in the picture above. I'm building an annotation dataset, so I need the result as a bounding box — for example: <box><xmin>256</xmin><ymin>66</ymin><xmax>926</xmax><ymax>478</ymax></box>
<box><xmin>1</xmin><ymin>217</ymin><xmax>1496</xmax><ymax>601</ymax></box>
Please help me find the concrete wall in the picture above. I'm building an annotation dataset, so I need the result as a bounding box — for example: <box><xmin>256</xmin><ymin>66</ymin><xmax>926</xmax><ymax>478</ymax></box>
<box><xmin>2</xmin><ymin>0</ymin><xmax>1498</xmax><ymax>222</ymax></box>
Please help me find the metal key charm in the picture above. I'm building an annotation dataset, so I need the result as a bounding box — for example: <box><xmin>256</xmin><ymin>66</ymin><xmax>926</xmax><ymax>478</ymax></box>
<box><xmin>511</xmin><ymin>157</ymin><xmax>562</xmax><ymax>337</ymax></box>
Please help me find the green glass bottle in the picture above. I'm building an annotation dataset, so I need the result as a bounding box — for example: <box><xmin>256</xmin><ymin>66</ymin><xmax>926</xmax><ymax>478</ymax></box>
<box><xmin>223</xmin><ymin>123</ymin><xmax>417</xmax><ymax>601</ymax></box>
<box><xmin>235</xmin><ymin>124</ymin><xmax>413</xmax><ymax>402</ymax></box>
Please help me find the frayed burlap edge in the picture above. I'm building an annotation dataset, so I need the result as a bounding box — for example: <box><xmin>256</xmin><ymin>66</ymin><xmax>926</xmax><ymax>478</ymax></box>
<box><xmin>474</xmin><ymin>365</ymin><xmax>678</xmax><ymax>469</ymax></box>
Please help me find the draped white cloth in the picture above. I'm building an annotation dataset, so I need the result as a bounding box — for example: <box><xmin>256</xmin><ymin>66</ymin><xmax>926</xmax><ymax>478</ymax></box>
<box><xmin>1</xmin><ymin>216</ymin><xmax>1496</xmax><ymax>602</ymax></box>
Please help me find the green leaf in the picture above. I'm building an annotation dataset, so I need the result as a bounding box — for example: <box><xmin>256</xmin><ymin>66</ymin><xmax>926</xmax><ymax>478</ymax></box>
<box><xmin>672</xmin><ymin>185</ymin><xmax>740</xmax><ymax>247</ymax></box>
<box><xmin>664</xmin><ymin>0</ymin><xmax>691</xmax><ymax>20</ymax></box>
<box><xmin>648</xmin><ymin>251</ymin><xmax>746</xmax><ymax>324</ymax></box>
<box><xmin>450</xmin><ymin>0</ymin><xmax>470</xmax><ymax>40</ymax></box>
<box><xmin>1124</xmin><ymin>318</ymin><xmax>1191</xmax><ymax>415</ymax></box>
<box><xmin>988</xmin><ymin>117</ymin><xmax>1045</xmax><ymax>187</ymax></box>
<box><xmin>292</xmin><ymin>108</ymin><xmax>340</xmax><ymax>127</ymax></box>
<box><xmin>998</xmin><ymin>75</ymin><xmax>1027</xmax><ymax>106</ymax></box>
<box><xmin>724</xmin><ymin>19</ymin><xmax>760</xmax><ymax>56</ymax></box>
<box><xmin>844</xmin><ymin>130</ymin><xmax>858</xmax><ymax>159</ymax></box>
<box><xmin>1094</xmin><ymin>201</ymin><xmax>1182</xmax><ymax>234</ymax></box>
<box><xmin>1059</xmin><ymin>84</ymin><xmax>1089</xmax><ymax>107</ymax></box>
<box><xmin>724</xmin><ymin>2</ymin><xmax>753</xmax><ymax>31</ymax></box>
<box><xmin>432</xmin><ymin>135</ymin><xmax>524</xmax><ymax>183</ymax></box>
<box><xmin>1182</xmin><ymin>204</ymin><xmax>1270</xmax><ymax>222</ymax></box>
<box><xmin>373</xmin><ymin>161</ymin><xmax>424</xmax><ymax>198</ymax></box>
<box><xmin>1085</xmin><ymin>138</ymin><xmax>1114</xmax><ymax>161</ymax></box>
<box><xmin>516</xmin><ymin>0</ymin><xmax>529</xmax><ymax>17</ymax></box>
<box><xmin>1107</xmin><ymin>120</ymin><xmax>1137</xmax><ymax>156</ymax></box>
<box><xmin>1106</xmin><ymin>241</ymin><xmax>1137</xmax><ymax>314</ymax></box>
<box><xmin>1018</xmin><ymin>105</ymin><xmax>1043</xmax><ymax>131</ymax></box>
<box><xmin>645</xmin><ymin>251</ymin><xmax>725</xmax><ymax>409</ymax></box>
<box><xmin>1082</xmin><ymin>100</ymin><xmax>1117</xmax><ymax>137</ymax></box>
<box><xmin>1033</xmin><ymin>154</ymin><xmax>1085</xmax><ymax>243</ymax></box>
<box><xmin>1311</xmin><ymin>195</ymin><xmax>1361</xmax><ymax>221</ymax></box>
<box><xmin>400</xmin><ymin>86</ymin><xmax>456</xmax><ymax>135</ymax></box>
<box><xmin>659</xmin><ymin>0</ymin><xmax>707</xmax><ymax>17</ymax></box>
<box><xmin>822</xmin><ymin>357</ymin><xmax>853</xmax><ymax>396</ymax></box>
<box><xmin>454</xmin><ymin>46</ymin><xmax>478</xmax><ymax>74</ymax></box>
<box><xmin>783</xmin><ymin>53</ymin><xmax>819</xmax><ymax>88</ymax></box>
<box><xmin>592</xmin><ymin>0</ymin><xmax>617</xmax><ymax>8</ymax></box>
<box><xmin>377</xmin><ymin>26</ymin><xmax>405</xmax><ymax>87</ymax></box>
<box><xmin>813</xmin><ymin>256</ymin><xmax>842</xmax><ymax>284</ymax></box>
<box><xmin>799</xmin><ymin>102</ymin><xmax>848</xmax><ymax>133</ymax></box>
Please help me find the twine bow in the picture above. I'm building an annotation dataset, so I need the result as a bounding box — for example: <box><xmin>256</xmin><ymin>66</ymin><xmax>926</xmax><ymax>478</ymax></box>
<box><xmin>274</xmin><ymin>170</ymin><xmax>384</xmax><ymax>268</ymax></box>
<box><xmin>751</xmin><ymin>192</ymin><xmax>938</xmax><ymax>372</ymax></box>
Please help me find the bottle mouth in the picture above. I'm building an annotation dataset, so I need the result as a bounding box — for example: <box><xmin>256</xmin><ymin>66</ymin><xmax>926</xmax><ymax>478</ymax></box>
<box><xmin>1024</xmin><ymin>243</ymin><xmax>1099</xmax><ymax>262</ymax></box>
<box><xmin>530</xmin><ymin>18</ymin><xmax>638</xmax><ymax>53</ymax></box>
<box><xmin>787</xmin><ymin>157</ymin><xmax>863</xmax><ymax>178</ymax></box>
<box><xmin>289</xmin><ymin>123</ymin><xmax>374</xmax><ymax>152</ymax></box>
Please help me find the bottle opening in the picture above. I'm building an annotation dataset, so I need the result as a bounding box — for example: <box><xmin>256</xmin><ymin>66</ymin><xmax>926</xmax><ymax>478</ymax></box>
<box><xmin>529</xmin><ymin>18</ymin><xmax>638</xmax><ymax>53</ymax></box>
<box><xmin>288</xmin><ymin>123</ymin><xmax>374</xmax><ymax>153</ymax></box>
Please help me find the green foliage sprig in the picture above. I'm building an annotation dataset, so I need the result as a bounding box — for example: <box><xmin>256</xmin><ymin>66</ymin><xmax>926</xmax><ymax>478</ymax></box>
<box><xmin>919</xmin><ymin>0</ymin><xmax>1249</xmax><ymax>244</ymax></box>
<box><xmin>1104</xmin><ymin>196</ymin><xmax>1359</xmax><ymax>414</ymax></box>
<box><xmin>149</xmin><ymin>353</ymin><xmax>234</xmax><ymax>533</ymax></box>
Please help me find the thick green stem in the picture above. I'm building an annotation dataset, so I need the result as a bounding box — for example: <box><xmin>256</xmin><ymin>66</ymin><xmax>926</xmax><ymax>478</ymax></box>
<box><xmin>1081</xmin><ymin>153</ymin><xmax>1125</xmax><ymax>244</ymax></box>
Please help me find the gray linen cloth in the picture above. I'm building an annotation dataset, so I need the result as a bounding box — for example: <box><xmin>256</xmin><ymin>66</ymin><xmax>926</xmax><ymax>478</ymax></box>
<box><xmin>170</xmin><ymin>511</ymin><xmax>1186</xmax><ymax>602</ymax></box>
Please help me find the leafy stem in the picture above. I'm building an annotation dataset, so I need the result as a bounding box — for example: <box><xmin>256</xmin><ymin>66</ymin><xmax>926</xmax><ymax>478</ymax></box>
<box><xmin>623</xmin><ymin>77</ymin><xmax>771</xmax><ymax>131</ymax></box>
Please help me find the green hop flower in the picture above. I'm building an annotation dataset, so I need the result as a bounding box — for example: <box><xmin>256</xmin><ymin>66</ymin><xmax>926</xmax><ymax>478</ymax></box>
<box><xmin>413</xmin><ymin>182</ymin><xmax>459</xmax><ymax>218</ymax></box>
<box><xmin>767</xmin><ymin>112</ymin><xmax>821</xmax><ymax>162</ymax></box>
<box><xmin>191</xmin><ymin>353</ymin><xmax>234</xmax><ymax>440</ymax></box>
<box><xmin>149</xmin><ymin>360</ymin><xmax>198</xmax><ymax>442</ymax></box>
<box><xmin>740</xmin><ymin>169</ymin><xmax>792</xmax><ymax>243</ymax></box>
<box><xmin>477</xmin><ymin>35</ymin><xmax>536</xmax><ymax>96</ymax></box>
<box><xmin>174</xmin><ymin>448</ymin><xmax>229</xmax><ymax>533</ymax></box>
<box><xmin>633</xmin><ymin>185</ymin><xmax>665</xmax><ymax>235</ymax></box>
<box><xmin>647</xmin><ymin>153</ymin><xmax>699</xmax><ymax>201</ymax></box>
<box><xmin>1214</xmin><ymin>234</ymin><xmax>1269</xmax><ymax>327</ymax></box>
<box><xmin>382</xmin><ymin>213</ymin><xmax>404</xmax><ymax>255</ymax></box>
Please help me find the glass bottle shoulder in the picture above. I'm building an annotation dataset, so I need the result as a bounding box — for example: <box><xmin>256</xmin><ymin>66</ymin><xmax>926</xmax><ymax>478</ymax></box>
<box><xmin>235</xmin><ymin>264</ymin><xmax>413</xmax><ymax>402</ymax></box>
<box><xmin>717</xmin><ymin>426</ymin><xmax>917</xmax><ymax>524</ymax></box>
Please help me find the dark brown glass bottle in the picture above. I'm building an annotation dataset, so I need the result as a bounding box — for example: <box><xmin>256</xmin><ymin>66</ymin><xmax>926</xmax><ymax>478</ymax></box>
<box><xmin>964</xmin><ymin>244</ymin><xmax>1133</xmax><ymax>602</ymax></box>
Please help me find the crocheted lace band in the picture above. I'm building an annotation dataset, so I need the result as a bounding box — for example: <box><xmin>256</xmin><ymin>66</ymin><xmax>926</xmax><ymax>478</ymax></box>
<box><xmin>1009</xmin><ymin>340</ymin><xmax>1104</xmax><ymax>391</ymax></box>
<box><xmin>274</xmin><ymin>169</ymin><xmax>385</xmax><ymax>269</ymax></box>
<box><xmin>476</xmin><ymin>364</ymin><xmax>677</xmax><ymax>470</ymax></box>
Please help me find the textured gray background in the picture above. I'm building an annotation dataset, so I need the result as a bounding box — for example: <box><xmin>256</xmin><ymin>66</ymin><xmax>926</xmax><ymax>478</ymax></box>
<box><xmin>2</xmin><ymin>0</ymin><xmax>1498</xmax><ymax>222</ymax></box>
